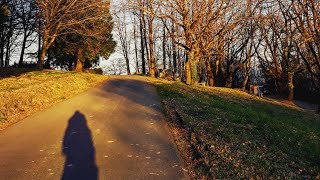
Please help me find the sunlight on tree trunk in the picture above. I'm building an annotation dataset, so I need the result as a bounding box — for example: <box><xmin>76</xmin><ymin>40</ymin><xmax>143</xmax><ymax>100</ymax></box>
<box><xmin>75</xmin><ymin>48</ymin><xmax>83</xmax><ymax>73</ymax></box>
<box><xmin>37</xmin><ymin>49</ymin><xmax>46</xmax><ymax>70</ymax></box>
<box><xmin>206</xmin><ymin>62</ymin><xmax>214</xmax><ymax>87</ymax></box>
<box><xmin>185</xmin><ymin>60</ymin><xmax>191</xmax><ymax>85</ymax></box>
<box><xmin>288</xmin><ymin>72</ymin><xmax>294</xmax><ymax>101</ymax></box>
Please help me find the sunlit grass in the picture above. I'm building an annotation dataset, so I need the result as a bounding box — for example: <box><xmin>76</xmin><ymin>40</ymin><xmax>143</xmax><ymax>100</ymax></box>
<box><xmin>0</xmin><ymin>70</ymin><xmax>108</xmax><ymax>130</ymax></box>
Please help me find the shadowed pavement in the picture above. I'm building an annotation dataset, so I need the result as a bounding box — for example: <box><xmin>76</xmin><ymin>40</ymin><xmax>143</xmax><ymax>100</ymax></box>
<box><xmin>0</xmin><ymin>76</ymin><xmax>186</xmax><ymax>179</ymax></box>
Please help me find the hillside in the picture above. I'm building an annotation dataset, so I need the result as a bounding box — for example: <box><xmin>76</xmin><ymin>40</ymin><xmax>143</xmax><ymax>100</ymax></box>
<box><xmin>150</xmin><ymin>79</ymin><xmax>320</xmax><ymax>179</ymax></box>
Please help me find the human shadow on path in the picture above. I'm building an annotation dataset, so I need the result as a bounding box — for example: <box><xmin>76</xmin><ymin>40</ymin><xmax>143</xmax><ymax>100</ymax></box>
<box><xmin>61</xmin><ymin>111</ymin><xmax>98</xmax><ymax>180</ymax></box>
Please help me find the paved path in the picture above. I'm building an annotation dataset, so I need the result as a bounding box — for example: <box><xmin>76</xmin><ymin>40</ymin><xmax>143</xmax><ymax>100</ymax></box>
<box><xmin>0</xmin><ymin>77</ymin><xmax>186</xmax><ymax>180</ymax></box>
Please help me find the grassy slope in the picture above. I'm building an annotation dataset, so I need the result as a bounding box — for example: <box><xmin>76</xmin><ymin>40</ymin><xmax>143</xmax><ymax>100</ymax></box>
<box><xmin>154</xmin><ymin>81</ymin><xmax>319</xmax><ymax>179</ymax></box>
<box><xmin>0</xmin><ymin>70</ymin><xmax>108</xmax><ymax>130</ymax></box>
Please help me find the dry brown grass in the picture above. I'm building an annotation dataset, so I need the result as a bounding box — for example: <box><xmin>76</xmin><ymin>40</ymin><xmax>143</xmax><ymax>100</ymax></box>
<box><xmin>0</xmin><ymin>70</ymin><xmax>108</xmax><ymax>130</ymax></box>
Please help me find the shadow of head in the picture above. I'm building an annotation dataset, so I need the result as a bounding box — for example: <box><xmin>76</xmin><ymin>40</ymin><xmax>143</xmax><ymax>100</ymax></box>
<box><xmin>61</xmin><ymin>111</ymin><xmax>98</xmax><ymax>180</ymax></box>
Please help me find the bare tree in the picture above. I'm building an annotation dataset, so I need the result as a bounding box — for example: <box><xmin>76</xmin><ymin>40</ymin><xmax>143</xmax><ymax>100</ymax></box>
<box><xmin>105</xmin><ymin>58</ymin><xmax>127</xmax><ymax>75</ymax></box>
<box><xmin>114</xmin><ymin>11</ymin><xmax>131</xmax><ymax>75</ymax></box>
<box><xmin>17</xmin><ymin>0</ymin><xmax>37</xmax><ymax>67</ymax></box>
<box><xmin>290</xmin><ymin>0</ymin><xmax>319</xmax><ymax>92</ymax></box>
<box><xmin>148</xmin><ymin>0</ymin><xmax>250</xmax><ymax>84</ymax></box>
<box><xmin>123</xmin><ymin>0</ymin><xmax>318</xmax><ymax>104</ymax></box>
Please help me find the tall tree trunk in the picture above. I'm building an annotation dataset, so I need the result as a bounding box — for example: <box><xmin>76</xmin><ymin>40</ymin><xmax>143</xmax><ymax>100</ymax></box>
<box><xmin>172</xmin><ymin>42</ymin><xmax>177</xmax><ymax>72</ymax></box>
<box><xmin>177</xmin><ymin>48</ymin><xmax>181</xmax><ymax>80</ymax></box>
<box><xmin>148</xmin><ymin>19</ymin><xmax>155</xmax><ymax>78</ymax></box>
<box><xmin>37</xmin><ymin>33</ymin><xmax>48</xmax><ymax>70</ymax></box>
<box><xmin>288</xmin><ymin>72</ymin><xmax>294</xmax><ymax>101</ymax></box>
<box><xmin>5</xmin><ymin>38</ymin><xmax>10</xmax><ymax>67</ymax></box>
<box><xmin>125</xmin><ymin>55</ymin><xmax>131</xmax><ymax>75</ymax></box>
<box><xmin>37</xmin><ymin>23</ymin><xmax>42</xmax><ymax>67</ymax></box>
<box><xmin>206</xmin><ymin>61</ymin><xmax>214</xmax><ymax>87</ymax></box>
<box><xmin>5</xmin><ymin>18</ymin><xmax>12</xmax><ymax>67</ymax></box>
<box><xmin>185</xmin><ymin>59</ymin><xmax>191</xmax><ymax>85</ymax></box>
<box><xmin>0</xmin><ymin>28</ymin><xmax>4</xmax><ymax>67</ymax></box>
<box><xmin>38</xmin><ymin>48</ymin><xmax>46</xmax><ymax>70</ymax></box>
<box><xmin>5</xmin><ymin>42</ymin><xmax>9</xmax><ymax>67</ymax></box>
<box><xmin>186</xmin><ymin>50</ymin><xmax>199</xmax><ymax>85</ymax></box>
<box><xmin>185</xmin><ymin>49</ymin><xmax>193</xmax><ymax>85</ymax></box>
<box><xmin>143</xmin><ymin>16</ymin><xmax>149</xmax><ymax>72</ymax></box>
<box><xmin>216</xmin><ymin>36</ymin><xmax>226</xmax><ymax>78</ymax></box>
<box><xmin>0</xmin><ymin>41</ymin><xmax>4</xmax><ymax>67</ymax></box>
<box><xmin>37</xmin><ymin>32</ymin><xmax>42</xmax><ymax>63</ymax></box>
<box><xmin>19</xmin><ymin>31</ymin><xmax>28</xmax><ymax>67</ymax></box>
<box><xmin>139</xmin><ymin>11</ymin><xmax>146</xmax><ymax>74</ymax></box>
<box><xmin>242</xmin><ymin>73</ymin><xmax>249</xmax><ymax>90</ymax></box>
<box><xmin>75</xmin><ymin>48</ymin><xmax>83</xmax><ymax>72</ymax></box>
<box><xmin>162</xmin><ymin>24</ymin><xmax>166</xmax><ymax>70</ymax></box>
<box><xmin>133</xmin><ymin>15</ymin><xmax>139</xmax><ymax>73</ymax></box>
<box><xmin>38</xmin><ymin>28</ymin><xmax>56</xmax><ymax>70</ymax></box>
<box><xmin>167</xmin><ymin>43</ymin><xmax>172</xmax><ymax>69</ymax></box>
<box><xmin>37</xmin><ymin>21</ymin><xmax>46</xmax><ymax>70</ymax></box>
<box><xmin>172</xmin><ymin>22</ymin><xmax>177</xmax><ymax>72</ymax></box>
<box><xmin>172</xmin><ymin>43</ymin><xmax>177</xmax><ymax>72</ymax></box>
<box><xmin>241</xmin><ymin>63</ymin><xmax>249</xmax><ymax>90</ymax></box>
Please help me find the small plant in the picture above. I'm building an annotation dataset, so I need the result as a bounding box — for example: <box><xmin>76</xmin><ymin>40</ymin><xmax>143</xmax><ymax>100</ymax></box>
<box><xmin>0</xmin><ymin>116</ymin><xmax>6</xmax><ymax>123</ymax></box>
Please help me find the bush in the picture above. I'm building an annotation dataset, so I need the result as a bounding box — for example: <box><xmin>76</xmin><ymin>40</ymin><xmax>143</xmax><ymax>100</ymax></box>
<box><xmin>84</xmin><ymin>68</ymin><xmax>103</xmax><ymax>75</ymax></box>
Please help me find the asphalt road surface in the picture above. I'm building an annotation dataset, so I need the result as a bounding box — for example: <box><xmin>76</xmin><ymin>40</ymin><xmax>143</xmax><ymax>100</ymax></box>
<box><xmin>0</xmin><ymin>77</ymin><xmax>187</xmax><ymax>180</ymax></box>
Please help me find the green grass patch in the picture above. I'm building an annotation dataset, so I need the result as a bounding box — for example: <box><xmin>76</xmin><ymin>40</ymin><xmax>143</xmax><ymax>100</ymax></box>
<box><xmin>156</xmin><ymin>82</ymin><xmax>320</xmax><ymax>179</ymax></box>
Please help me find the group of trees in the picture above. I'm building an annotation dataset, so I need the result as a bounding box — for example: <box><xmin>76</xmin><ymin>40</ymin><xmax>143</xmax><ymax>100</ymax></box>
<box><xmin>114</xmin><ymin>0</ymin><xmax>319</xmax><ymax>102</ymax></box>
<box><xmin>0</xmin><ymin>0</ymin><xmax>115</xmax><ymax>71</ymax></box>
<box><xmin>1</xmin><ymin>0</ymin><xmax>318</xmax><ymax>102</ymax></box>
<box><xmin>0</xmin><ymin>0</ymin><xmax>37</xmax><ymax>68</ymax></box>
